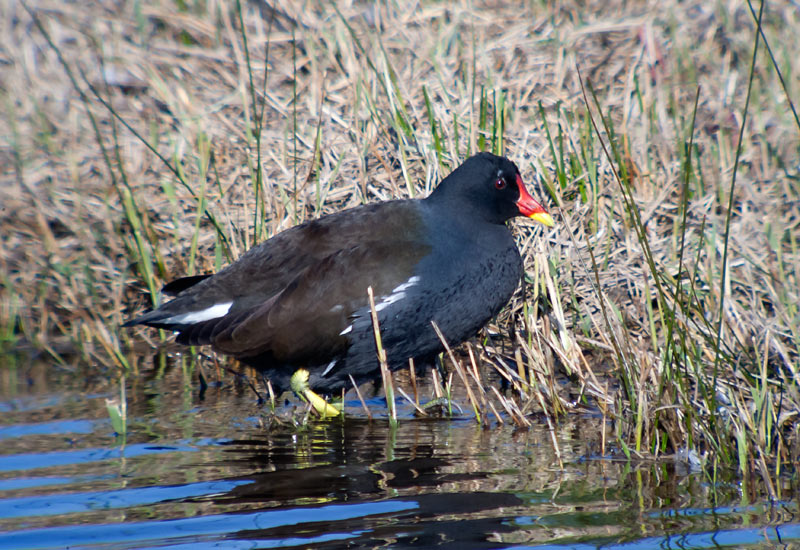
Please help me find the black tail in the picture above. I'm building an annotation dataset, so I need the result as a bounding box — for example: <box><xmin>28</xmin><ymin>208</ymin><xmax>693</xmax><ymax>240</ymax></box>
<box><xmin>161</xmin><ymin>274</ymin><xmax>211</xmax><ymax>295</ymax></box>
<box><xmin>123</xmin><ymin>274</ymin><xmax>212</xmax><ymax>328</ymax></box>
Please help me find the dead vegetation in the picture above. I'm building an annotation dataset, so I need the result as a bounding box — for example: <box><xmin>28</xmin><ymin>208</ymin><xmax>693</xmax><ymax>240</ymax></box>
<box><xmin>1</xmin><ymin>0</ymin><xmax>799</xmax><ymax>490</ymax></box>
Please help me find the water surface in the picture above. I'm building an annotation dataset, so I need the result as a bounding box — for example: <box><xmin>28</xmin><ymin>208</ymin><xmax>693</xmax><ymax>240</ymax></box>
<box><xmin>0</xmin><ymin>356</ymin><xmax>796</xmax><ymax>549</ymax></box>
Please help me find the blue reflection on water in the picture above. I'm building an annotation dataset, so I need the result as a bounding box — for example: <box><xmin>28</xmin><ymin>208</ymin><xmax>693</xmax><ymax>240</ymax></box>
<box><xmin>0</xmin><ymin>499</ymin><xmax>418</xmax><ymax>550</ymax></box>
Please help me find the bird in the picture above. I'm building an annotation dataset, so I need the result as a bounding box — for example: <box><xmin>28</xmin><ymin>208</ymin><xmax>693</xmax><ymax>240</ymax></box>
<box><xmin>124</xmin><ymin>152</ymin><xmax>554</xmax><ymax>394</ymax></box>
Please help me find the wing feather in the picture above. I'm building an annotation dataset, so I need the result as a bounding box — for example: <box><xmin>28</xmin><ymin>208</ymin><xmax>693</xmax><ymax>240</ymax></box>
<box><xmin>211</xmin><ymin>240</ymin><xmax>430</xmax><ymax>366</ymax></box>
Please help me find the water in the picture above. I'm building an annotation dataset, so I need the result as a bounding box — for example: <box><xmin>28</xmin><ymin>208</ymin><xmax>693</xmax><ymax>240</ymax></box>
<box><xmin>0</xmin><ymin>356</ymin><xmax>797</xmax><ymax>549</ymax></box>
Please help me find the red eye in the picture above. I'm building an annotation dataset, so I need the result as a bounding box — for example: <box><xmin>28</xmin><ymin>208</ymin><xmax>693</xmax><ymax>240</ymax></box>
<box><xmin>494</xmin><ymin>178</ymin><xmax>506</xmax><ymax>190</ymax></box>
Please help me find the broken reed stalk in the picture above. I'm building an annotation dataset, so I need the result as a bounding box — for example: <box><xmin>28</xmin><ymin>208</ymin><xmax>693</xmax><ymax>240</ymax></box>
<box><xmin>431</xmin><ymin>365</ymin><xmax>444</xmax><ymax>400</ymax></box>
<box><xmin>368</xmin><ymin>286</ymin><xmax>396</xmax><ymax>424</ymax></box>
<box><xmin>266</xmin><ymin>379</ymin><xmax>276</xmax><ymax>411</ymax></box>
<box><xmin>466</xmin><ymin>345</ymin><xmax>488</xmax><ymax>414</ymax></box>
<box><xmin>488</xmin><ymin>400</ymin><xmax>504</xmax><ymax>425</ymax></box>
<box><xmin>408</xmin><ymin>358</ymin><xmax>419</xmax><ymax>407</ymax></box>
<box><xmin>491</xmin><ymin>386</ymin><xmax>530</xmax><ymax>428</ymax></box>
<box><xmin>349</xmin><ymin>374</ymin><xmax>372</xmax><ymax>420</ymax></box>
<box><xmin>432</xmin><ymin>321</ymin><xmax>481</xmax><ymax>422</ymax></box>
<box><xmin>396</xmin><ymin>386</ymin><xmax>428</xmax><ymax>416</ymax></box>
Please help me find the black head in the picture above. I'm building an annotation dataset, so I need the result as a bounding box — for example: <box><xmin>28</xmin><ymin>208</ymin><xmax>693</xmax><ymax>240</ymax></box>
<box><xmin>427</xmin><ymin>152</ymin><xmax>554</xmax><ymax>226</ymax></box>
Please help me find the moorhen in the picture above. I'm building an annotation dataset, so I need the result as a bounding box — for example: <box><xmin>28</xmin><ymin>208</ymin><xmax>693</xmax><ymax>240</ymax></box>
<box><xmin>125</xmin><ymin>152</ymin><xmax>554</xmax><ymax>393</ymax></box>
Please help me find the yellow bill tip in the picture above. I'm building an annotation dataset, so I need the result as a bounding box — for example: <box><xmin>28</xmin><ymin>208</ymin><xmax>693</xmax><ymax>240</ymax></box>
<box><xmin>529</xmin><ymin>211</ymin><xmax>555</xmax><ymax>227</ymax></box>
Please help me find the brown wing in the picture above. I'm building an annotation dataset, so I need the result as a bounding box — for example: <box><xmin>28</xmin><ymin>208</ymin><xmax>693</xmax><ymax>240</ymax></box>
<box><xmin>127</xmin><ymin>200</ymin><xmax>425</xmax><ymax>339</ymax></box>
<box><xmin>189</xmin><ymin>200</ymin><xmax>422</xmax><ymax>305</ymax></box>
<box><xmin>210</xmin><ymin>240</ymin><xmax>430</xmax><ymax>365</ymax></box>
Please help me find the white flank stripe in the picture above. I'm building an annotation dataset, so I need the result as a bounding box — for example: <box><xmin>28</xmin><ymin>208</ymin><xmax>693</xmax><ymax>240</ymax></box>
<box><xmin>166</xmin><ymin>301</ymin><xmax>233</xmax><ymax>324</ymax></box>
<box><xmin>339</xmin><ymin>325</ymin><xmax>353</xmax><ymax>335</ymax></box>
<box><xmin>321</xmin><ymin>359</ymin><xmax>337</xmax><ymax>377</ymax></box>
<box><xmin>375</xmin><ymin>276</ymin><xmax>420</xmax><ymax>312</ymax></box>
<box><xmin>392</xmin><ymin>276</ymin><xmax>420</xmax><ymax>293</ymax></box>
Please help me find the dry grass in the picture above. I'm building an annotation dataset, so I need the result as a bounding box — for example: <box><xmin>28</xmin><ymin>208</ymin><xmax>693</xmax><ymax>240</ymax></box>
<box><xmin>2</xmin><ymin>0</ymin><xmax>799</xmax><ymax>489</ymax></box>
